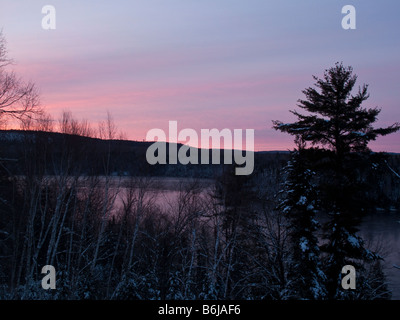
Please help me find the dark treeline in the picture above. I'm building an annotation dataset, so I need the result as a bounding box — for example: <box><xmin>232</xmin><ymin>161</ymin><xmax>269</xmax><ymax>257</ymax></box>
<box><xmin>0</xmin><ymin>129</ymin><xmax>287</xmax><ymax>178</ymax></box>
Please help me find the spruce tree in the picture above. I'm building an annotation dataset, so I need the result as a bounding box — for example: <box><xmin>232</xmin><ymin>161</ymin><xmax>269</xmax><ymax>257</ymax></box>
<box><xmin>273</xmin><ymin>63</ymin><xmax>399</xmax><ymax>156</ymax></box>
<box><xmin>273</xmin><ymin>63</ymin><xmax>400</xmax><ymax>298</ymax></box>
<box><xmin>276</xmin><ymin>142</ymin><xmax>326</xmax><ymax>299</ymax></box>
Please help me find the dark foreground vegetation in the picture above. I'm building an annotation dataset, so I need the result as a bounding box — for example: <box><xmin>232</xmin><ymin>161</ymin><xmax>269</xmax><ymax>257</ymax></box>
<box><xmin>0</xmin><ymin>127</ymin><xmax>399</xmax><ymax>300</ymax></box>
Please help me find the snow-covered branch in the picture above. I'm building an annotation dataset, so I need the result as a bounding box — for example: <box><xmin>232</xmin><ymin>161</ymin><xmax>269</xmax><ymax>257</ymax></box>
<box><xmin>385</xmin><ymin>160</ymin><xmax>400</xmax><ymax>179</ymax></box>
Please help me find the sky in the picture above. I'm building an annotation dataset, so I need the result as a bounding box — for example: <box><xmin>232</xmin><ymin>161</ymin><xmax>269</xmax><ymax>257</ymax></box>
<box><xmin>1</xmin><ymin>0</ymin><xmax>400</xmax><ymax>152</ymax></box>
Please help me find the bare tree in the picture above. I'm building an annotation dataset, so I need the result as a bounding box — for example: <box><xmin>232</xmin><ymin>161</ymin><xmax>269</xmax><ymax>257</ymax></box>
<box><xmin>20</xmin><ymin>111</ymin><xmax>54</xmax><ymax>132</ymax></box>
<box><xmin>58</xmin><ymin>111</ymin><xmax>94</xmax><ymax>137</ymax></box>
<box><xmin>98</xmin><ymin>111</ymin><xmax>117</xmax><ymax>140</ymax></box>
<box><xmin>91</xmin><ymin>112</ymin><xmax>120</xmax><ymax>273</ymax></box>
<box><xmin>0</xmin><ymin>30</ymin><xmax>41</xmax><ymax>123</ymax></box>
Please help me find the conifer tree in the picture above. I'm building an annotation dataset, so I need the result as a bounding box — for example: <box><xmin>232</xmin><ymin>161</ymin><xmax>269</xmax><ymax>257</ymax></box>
<box><xmin>273</xmin><ymin>63</ymin><xmax>399</xmax><ymax>156</ymax></box>
<box><xmin>273</xmin><ymin>63</ymin><xmax>400</xmax><ymax>298</ymax></box>
<box><xmin>276</xmin><ymin>141</ymin><xmax>326</xmax><ymax>299</ymax></box>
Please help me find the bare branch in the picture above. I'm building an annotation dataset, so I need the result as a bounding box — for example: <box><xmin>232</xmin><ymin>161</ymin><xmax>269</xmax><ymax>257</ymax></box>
<box><xmin>0</xmin><ymin>31</ymin><xmax>41</xmax><ymax>124</ymax></box>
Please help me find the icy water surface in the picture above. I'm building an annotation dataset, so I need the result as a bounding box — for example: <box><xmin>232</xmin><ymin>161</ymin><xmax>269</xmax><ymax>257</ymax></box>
<box><xmin>359</xmin><ymin>209</ymin><xmax>400</xmax><ymax>299</ymax></box>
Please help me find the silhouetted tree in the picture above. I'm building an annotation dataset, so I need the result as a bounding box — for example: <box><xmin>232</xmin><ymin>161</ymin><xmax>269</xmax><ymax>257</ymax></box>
<box><xmin>0</xmin><ymin>31</ymin><xmax>41</xmax><ymax>123</ymax></box>
<box><xmin>273</xmin><ymin>63</ymin><xmax>400</xmax><ymax>156</ymax></box>
<box><xmin>276</xmin><ymin>143</ymin><xmax>327</xmax><ymax>299</ymax></box>
<box><xmin>273</xmin><ymin>63</ymin><xmax>400</xmax><ymax>298</ymax></box>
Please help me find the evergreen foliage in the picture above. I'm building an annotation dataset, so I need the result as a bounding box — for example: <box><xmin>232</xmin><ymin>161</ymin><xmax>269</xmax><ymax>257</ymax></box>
<box><xmin>273</xmin><ymin>63</ymin><xmax>399</xmax><ymax>298</ymax></box>
<box><xmin>276</xmin><ymin>147</ymin><xmax>327</xmax><ymax>299</ymax></box>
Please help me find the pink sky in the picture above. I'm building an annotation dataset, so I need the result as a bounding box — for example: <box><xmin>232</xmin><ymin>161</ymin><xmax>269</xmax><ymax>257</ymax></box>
<box><xmin>1</xmin><ymin>1</ymin><xmax>400</xmax><ymax>152</ymax></box>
